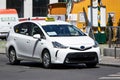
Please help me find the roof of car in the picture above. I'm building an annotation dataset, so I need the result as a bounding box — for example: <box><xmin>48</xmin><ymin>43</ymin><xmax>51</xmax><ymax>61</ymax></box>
<box><xmin>36</xmin><ymin>20</ymin><xmax>71</xmax><ymax>26</ymax></box>
<box><xmin>19</xmin><ymin>17</ymin><xmax>71</xmax><ymax>26</ymax></box>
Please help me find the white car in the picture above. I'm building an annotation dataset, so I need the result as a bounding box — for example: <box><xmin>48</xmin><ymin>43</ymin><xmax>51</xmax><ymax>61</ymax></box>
<box><xmin>6</xmin><ymin>18</ymin><xmax>100</xmax><ymax>68</ymax></box>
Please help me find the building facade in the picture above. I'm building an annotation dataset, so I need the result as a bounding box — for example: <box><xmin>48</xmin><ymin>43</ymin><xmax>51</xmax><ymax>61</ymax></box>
<box><xmin>69</xmin><ymin>0</ymin><xmax>120</xmax><ymax>27</ymax></box>
<box><xmin>0</xmin><ymin>0</ymin><xmax>66</xmax><ymax>18</ymax></box>
<box><xmin>1</xmin><ymin>0</ymin><xmax>120</xmax><ymax>27</ymax></box>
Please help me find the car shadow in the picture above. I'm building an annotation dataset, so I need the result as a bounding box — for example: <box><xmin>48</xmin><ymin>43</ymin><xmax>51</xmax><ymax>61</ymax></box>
<box><xmin>7</xmin><ymin>61</ymin><xmax>100</xmax><ymax>70</ymax></box>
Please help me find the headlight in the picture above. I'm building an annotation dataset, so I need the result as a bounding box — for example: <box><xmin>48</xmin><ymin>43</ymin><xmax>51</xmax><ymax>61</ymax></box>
<box><xmin>52</xmin><ymin>41</ymin><xmax>68</xmax><ymax>48</ymax></box>
<box><xmin>93</xmin><ymin>41</ymin><xmax>99</xmax><ymax>48</ymax></box>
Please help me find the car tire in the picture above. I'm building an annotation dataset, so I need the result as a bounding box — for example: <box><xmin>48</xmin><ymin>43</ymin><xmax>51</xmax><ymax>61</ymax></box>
<box><xmin>86</xmin><ymin>63</ymin><xmax>97</xmax><ymax>68</ymax></box>
<box><xmin>42</xmin><ymin>50</ymin><xmax>52</xmax><ymax>68</ymax></box>
<box><xmin>9</xmin><ymin>48</ymin><xmax>20</xmax><ymax>65</ymax></box>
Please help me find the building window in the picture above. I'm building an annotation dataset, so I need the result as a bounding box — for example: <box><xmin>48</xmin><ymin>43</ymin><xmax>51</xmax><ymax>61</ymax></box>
<box><xmin>59</xmin><ymin>0</ymin><xmax>67</xmax><ymax>2</ymax></box>
<box><xmin>33</xmin><ymin>0</ymin><xmax>49</xmax><ymax>17</ymax></box>
<box><xmin>6</xmin><ymin>0</ymin><xmax>24</xmax><ymax>18</ymax></box>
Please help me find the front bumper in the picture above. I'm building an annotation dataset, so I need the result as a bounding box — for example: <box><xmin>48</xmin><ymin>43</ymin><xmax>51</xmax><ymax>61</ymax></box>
<box><xmin>51</xmin><ymin>47</ymin><xmax>100</xmax><ymax>64</ymax></box>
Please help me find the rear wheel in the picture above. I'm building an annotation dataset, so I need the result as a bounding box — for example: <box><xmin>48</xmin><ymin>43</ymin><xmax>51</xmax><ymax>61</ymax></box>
<box><xmin>42</xmin><ymin>50</ymin><xmax>52</xmax><ymax>68</ymax></box>
<box><xmin>9</xmin><ymin>48</ymin><xmax>20</xmax><ymax>65</ymax></box>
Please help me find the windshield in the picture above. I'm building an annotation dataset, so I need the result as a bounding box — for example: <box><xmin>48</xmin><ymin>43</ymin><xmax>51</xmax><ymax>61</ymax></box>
<box><xmin>42</xmin><ymin>25</ymin><xmax>86</xmax><ymax>37</ymax></box>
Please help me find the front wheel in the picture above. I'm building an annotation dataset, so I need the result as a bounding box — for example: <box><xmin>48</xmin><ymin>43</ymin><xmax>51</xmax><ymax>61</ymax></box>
<box><xmin>8</xmin><ymin>48</ymin><xmax>20</xmax><ymax>65</ymax></box>
<box><xmin>42</xmin><ymin>50</ymin><xmax>52</xmax><ymax>68</ymax></box>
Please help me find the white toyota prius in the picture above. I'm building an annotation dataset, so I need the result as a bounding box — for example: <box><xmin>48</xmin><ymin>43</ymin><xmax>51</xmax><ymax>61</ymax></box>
<box><xmin>6</xmin><ymin>17</ymin><xmax>101</xmax><ymax>68</ymax></box>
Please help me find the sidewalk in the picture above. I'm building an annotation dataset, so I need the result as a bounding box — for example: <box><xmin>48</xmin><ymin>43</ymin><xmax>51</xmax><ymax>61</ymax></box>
<box><xmin>0</xmin><ymin>48</ymin><xmax>5</xmax><ymax>54</ymax></box>
<box><xmin>99</xmin><ymin>44</ymin><xmax>120</xmax><ymax>67</ymax></box>
<box><xmin>100</xmin><ymin>56</ymin><xmax>120</xmax><ymax>67</ymax></box>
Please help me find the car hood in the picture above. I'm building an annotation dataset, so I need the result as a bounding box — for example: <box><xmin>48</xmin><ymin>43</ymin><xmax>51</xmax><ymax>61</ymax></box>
<box><xmin>50</xmin><ymin>36</ymin><xmax>95</xmax><ymax>47</ymax></box>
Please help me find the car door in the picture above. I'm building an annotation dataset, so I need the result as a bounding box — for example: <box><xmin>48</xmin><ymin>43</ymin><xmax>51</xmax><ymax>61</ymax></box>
<box><xmin>14</xmin><ymin>22</ymin><xmax>45</xmax><ymax>59</ymax></box>
<box><xmin>26</xmin><ymin>22</ymin><xmax>46</xmax><ymax>59</ymax></box>
<box><xmin>14</xmin><ymin>22</ymin><xmax>32</xmax><ymax>57</ymax></box>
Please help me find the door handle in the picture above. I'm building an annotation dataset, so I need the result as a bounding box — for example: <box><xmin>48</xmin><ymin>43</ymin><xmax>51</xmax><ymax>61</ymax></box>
<box><xmin>14</xmin><ymin>38</ymin><xmax>16</xmax><ymax>41</ymax></box>
<box><xmin>27</xmin><ymin>40</ymin><xmax>30</xmax><ymax>43</ymax></box>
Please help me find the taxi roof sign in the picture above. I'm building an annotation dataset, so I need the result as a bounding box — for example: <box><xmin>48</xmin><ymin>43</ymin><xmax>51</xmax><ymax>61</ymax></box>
<box><xmin>45</xmin><ymin>17</ymin><xmax>55</xmax><ymax>21</ymax></box>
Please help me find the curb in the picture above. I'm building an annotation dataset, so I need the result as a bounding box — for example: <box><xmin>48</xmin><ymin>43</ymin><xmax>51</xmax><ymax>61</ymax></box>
<box><xmin>0</xmin><ymin>53</ymin><xmax>5</xmax><ymax>54</ymax></box>
<box><xmin>99</xmin><ymin>63</ymin><xmax>120</xmax><ymax>67</ymax></box>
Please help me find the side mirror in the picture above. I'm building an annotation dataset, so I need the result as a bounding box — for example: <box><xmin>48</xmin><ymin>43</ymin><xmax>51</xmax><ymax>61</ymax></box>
<box><xmin>33</xmin><ymin>34</ymin><xmax>41</xmax><ymax>40</ymax></box>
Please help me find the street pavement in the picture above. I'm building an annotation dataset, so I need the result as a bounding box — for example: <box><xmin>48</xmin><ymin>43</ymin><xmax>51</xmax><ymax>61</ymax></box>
<box><xmin>0</xmin><ymin>44</ymin><xmax>120</xmax><ymax>67</ymax></box>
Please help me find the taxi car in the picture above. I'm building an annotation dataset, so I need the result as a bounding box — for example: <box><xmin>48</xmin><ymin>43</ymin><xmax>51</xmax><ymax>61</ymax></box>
<box><xmin>6</xmin><ymin>17</ymin><xmax>100</xmax><ymax>68</ymax></box>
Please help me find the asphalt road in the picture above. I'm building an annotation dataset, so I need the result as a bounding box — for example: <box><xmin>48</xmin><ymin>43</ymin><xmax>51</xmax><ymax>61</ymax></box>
<box><xmin>0</xmin><ymin>54</ymin><xmax>120</xmax><ymax>80</ymax></box>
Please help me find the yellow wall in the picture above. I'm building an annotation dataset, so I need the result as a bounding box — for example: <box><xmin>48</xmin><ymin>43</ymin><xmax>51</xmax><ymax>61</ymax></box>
<box><xmin>71</xmin><ymin>0</ymin><xmax>120</xmax><ymax>28</ymax></box>
<box><xmin>71</xmin><ymin>0</ymin><xmax>90</xmax><ymax>29</ymax></box>
<box><xmin>102</xmin><ymin>0</ymin><xmax>120</xmax><ymax>26</ymax></box>
<box><xmin>49</xmin><ymin>3</ymin><xmax>66</xmax><ymax>15</ymax></box>
<box><xmin>50</xmin><ymin>8</ymin><xmax>66</xmax><ymax>15</ymax></box>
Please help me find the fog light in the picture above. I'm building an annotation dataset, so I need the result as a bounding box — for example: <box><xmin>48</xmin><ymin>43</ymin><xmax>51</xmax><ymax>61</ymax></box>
<box><xmin>65</xmin><ymin>58</ymin><xmax>69</xmax><ymax>63</ymax></box>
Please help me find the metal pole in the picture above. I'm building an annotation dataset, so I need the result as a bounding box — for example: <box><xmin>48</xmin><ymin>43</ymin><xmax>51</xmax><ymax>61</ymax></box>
<box><xmin>90</xmin><ymin>0</ymin><xmax>93</xmax><ymax>27</ymax></box>
<box><xmin>108</xmin><ymin>26</ymin><xmax>112</xmax><ymax>48</ymax></box>
<box><xmin>98</xmin><ymin>0</ymin><xmax>101</xmax><ymax>32</ymax></box>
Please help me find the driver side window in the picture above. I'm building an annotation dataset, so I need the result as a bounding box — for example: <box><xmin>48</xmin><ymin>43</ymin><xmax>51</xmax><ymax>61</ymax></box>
<box><xmin>32</xmin><ymin>26</ymin><xmax>40</xmax><ymax>35</ymax></box>
<box><xmin>30</xmin><ymin>23</ymin><xmax>45</xmax><ymax>39</ymax></box>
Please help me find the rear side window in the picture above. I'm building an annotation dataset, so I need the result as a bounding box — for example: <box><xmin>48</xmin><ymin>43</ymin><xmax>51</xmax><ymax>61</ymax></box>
<box><xmin>14</xmin><ymin>22</ymin><xmax>45</xmax><ymax>38</ymax></box>
<box><xmin>14</xmin><ymin>23</ymin><xmax>30</xmax><ymax>36</ymax></box>
<box><xmin>14</xmin><ymin>24</ymin><xmax>20</xmax><ymax>33</ymax></box>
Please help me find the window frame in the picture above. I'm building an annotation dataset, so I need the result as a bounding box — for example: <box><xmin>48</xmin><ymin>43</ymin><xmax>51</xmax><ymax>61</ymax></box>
<box><xmin>14</xmin><ymin>22</ymin><xmax>46</xmax><ymax>39</ymax></box>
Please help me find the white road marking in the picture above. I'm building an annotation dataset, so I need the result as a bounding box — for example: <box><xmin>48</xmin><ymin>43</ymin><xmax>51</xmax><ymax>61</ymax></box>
<box><xmin>99</xmin><ymin>72</ymin><xmax>120</xmax><ymax>79</ymax></box>
<box><xmin>108</xmin><ymin>74</ymin><xmax>120</xmax><ymax>77</ymax></box>
<box><xmin>99</xmin><ymin>77</ymin><xmax>120</xmax><ymax>79</ymax></box>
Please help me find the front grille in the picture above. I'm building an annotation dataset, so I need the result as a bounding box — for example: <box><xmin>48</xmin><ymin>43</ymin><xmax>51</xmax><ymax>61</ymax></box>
<box><xmin>70</xmin><ymin>47</ymin><xmax>92</xmax><ymax>51</ymax></box>
<box><xmin>64</xmin><ymin>52</ymin><xmax>98</xmax><ymax>64</ymax></box>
